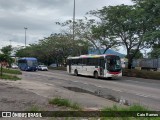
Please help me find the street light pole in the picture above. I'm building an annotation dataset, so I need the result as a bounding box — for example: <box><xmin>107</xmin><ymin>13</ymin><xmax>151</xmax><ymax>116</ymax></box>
<box><xmin>24</xmin><ymin>27</ymin><xmax>27</xmax><ymax>47</ymax></box>
<box><xmin>73</xmin><ymin>0</ymin><xmax>75</xmax><ymax>41</ymax></box>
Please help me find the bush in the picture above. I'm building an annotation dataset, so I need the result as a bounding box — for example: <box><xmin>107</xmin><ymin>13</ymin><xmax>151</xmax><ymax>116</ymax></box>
<box><xmin>2</xmin><ymin>68</ymin><xmax>22</xmax><ymax>74</ymax></box>
<box><xmin>49</xmin><ymin>97</ymin><xmax>81</xmax><ymax>110</ymax></box>
<box><xmin>122</xmin><ymin>69</ymin><xmax>160</xmax><ymax>80</ymax></box>
<box><xmin>0</xmin><ymin>74</ymin><xmax>21</xmax><ymax>81</ymax></box>
<box><xmin>101</xmin><ymin>105</ymin><xmax>159</xmax><ymax>120</ymax></box>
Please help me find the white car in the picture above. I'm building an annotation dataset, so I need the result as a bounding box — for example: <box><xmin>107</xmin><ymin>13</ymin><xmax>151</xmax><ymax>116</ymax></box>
<box><xmin>38</xmin><ymin>65</ymin><xmax>48</xmax><ymax>71</ymax></box>
<box><xmin>11</xmin><ymin>64</ymin><xmax>19</xmax><ymax>69</ymax></box>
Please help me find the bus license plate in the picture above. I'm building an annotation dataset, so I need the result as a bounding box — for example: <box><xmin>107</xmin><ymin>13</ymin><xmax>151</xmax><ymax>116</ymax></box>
<box><xmin>112</xmin><ymin>74</ymin><xmax>118</xmax><ymax>77</ymax></box>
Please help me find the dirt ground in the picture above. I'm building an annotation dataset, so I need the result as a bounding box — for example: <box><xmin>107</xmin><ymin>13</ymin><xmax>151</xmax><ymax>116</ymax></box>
<box><xmin>0</xmin><ymin>81</ymin><xmax>68</xmax><ymax>120</ymax></box>
<box><xmin>0</xmin><ymin>82</ymin><xmax>62</xmax><ymax>111</ymax></box>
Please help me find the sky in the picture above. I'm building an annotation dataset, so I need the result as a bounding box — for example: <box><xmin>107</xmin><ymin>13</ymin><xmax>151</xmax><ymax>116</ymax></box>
<box><xmin>0</xmin><ymin>0</ymin><xmax>134</xmax><ymax>53</ymax></box>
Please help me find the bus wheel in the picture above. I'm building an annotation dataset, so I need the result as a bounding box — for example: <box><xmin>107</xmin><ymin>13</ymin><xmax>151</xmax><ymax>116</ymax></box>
<box><xmin>94</xmin><ymin>72</ymin><xmax>98</xmax><ymax>79</ymax></box>
<box><xmin>74</xmin><ymin>70</ymin><xmax>78</xmax><ymax>76</ymax></box>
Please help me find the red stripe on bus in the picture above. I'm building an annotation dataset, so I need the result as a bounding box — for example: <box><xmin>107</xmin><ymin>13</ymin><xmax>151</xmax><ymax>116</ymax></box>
<box><xmin>108</xmin><ymin>72</ymin><xmax>121</xmax><ymax>74</ymax></box>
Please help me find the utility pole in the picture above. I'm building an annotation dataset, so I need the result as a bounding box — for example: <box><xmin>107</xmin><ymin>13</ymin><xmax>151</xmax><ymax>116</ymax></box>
<box><xmin>24</xmin><ymin>27</ymin><xmax>27</xmax><ymax>47</ymax></box>
<box><xmin>73</xmin><ymin>0</ymin><xmax>75</xmax><ymax>41</ymax></box>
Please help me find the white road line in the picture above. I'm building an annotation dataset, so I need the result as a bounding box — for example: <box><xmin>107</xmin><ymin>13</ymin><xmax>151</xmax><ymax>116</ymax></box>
<box><xmin>135</xmin><ymin>93</ymin><xmax>152</xmax><ymax>98</ymax></box>
<box><xmin>110</xmin><ymin>88</ymin><xmax>122</xmax><ymax>92</ymax></box>
<box><xmin>73</xmin><ymin>81</ymin><xmax>79</xmax><ymax>82</ymax></box>
<box><xmin>83</xmin><ymin>82</ymin><xmax>88</xmax><ymax>85</ymax></box>
<box><xmin>96</xmin><ymin>85</ymin><xmax>103</xmax><ymax>88</ymax></box>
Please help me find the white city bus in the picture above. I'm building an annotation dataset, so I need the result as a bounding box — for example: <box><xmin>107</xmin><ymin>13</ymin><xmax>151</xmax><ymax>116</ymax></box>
<box><xmin>67</xmin><ymin>54</ymin><xmax>122</xmax><ymax>79</ymax></box>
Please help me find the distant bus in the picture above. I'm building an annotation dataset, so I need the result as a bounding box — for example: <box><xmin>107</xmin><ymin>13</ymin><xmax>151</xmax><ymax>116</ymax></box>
<box><xmin>67</xmin><ymin>54</ymin><xmax>122</xmax><ymax>79</ymax></box>
<box><xmin>18</xmin><ymin>57</ymin><xmax>38</xmax><ymax>71</ymax></box>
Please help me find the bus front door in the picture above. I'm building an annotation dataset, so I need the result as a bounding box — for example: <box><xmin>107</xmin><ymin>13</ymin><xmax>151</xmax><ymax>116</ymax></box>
<box><xmin>69</xmin><ymin>60</ymin><xmax>71</xmax><ymax>73</ymax></box>
<box><xmin>99</xmin><ymin>59</ymin><xmax>105</xmax><ymax>76</ymax></box>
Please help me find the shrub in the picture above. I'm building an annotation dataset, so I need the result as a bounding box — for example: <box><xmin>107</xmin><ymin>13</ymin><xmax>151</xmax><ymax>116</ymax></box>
<box><xmin>0</xmin><ymin>74</ymin><xmax>21</xmax><ymax>81</ymax></box>
<box><xmin>49</xmin><ymin>97</ymin><xmax>81</xmax><ymax>110</ymax></box>
<box><xmin>122</xmin><ymin>69</ymin><xmax>160</xmax><ymax>80</ymax></box>
<box><xmin>2</xmin><ymin>68</ymin><xmax>22</xmax><ymax>74</ymax></box>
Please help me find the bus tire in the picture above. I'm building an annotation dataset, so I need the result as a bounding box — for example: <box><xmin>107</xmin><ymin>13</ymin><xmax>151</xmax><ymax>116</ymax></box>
<box><xmin>108</xmin><ymin>77</ymin><xmax>112</xmax><ymax>80</ymax></box>
<box><xmin>94</xmin><ymin>71</ymin><xmax>98</xmax><ymax>79</ymax></box>
<box><xmin>74</xmin><ymin>70</ymin><xmax>78</xmax><ymax>76</ymax></box>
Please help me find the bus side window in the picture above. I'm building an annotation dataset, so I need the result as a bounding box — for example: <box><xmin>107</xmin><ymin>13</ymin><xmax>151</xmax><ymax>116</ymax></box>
<box><xmin>82</xmin><ymin>58</ymin><xmax>87</xmax><ymax>65</ymax></box>
<box><xmin>78</xmin><ymin>59</ymin><xmax>82</xmax><ymax>65</ymax></box>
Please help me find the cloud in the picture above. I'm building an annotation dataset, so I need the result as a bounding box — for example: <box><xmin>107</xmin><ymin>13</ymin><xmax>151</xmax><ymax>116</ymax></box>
<box><xmin>0</xmin><ymin>0</ymin><xmax>133</xmax><ymax>50</ymax></box>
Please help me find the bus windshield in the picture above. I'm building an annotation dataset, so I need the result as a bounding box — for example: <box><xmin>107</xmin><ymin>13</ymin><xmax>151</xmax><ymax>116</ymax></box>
<box><xmin>27</xmin><ymin>60</ymin><xmax>38</xmax><ymax>67</ymax></box>
<box><xmin>106</xmin><ymin>56</ymin><xmax>121</xmax><ymax>72</ymax></box>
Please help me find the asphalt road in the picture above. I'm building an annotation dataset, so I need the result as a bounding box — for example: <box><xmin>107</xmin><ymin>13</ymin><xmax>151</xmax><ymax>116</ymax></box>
<box><xmin>19</xmin><ymin>70</ymin><xmax>160</xmax><ymax>111</ymax></box>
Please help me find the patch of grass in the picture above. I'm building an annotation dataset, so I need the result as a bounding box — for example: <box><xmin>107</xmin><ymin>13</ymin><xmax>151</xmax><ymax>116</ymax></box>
<box><xmin>102</xmin><ymin>104</ymin><xmax>148</xmax><ymax>111</ymax></box>
<box><xmin>101</xmin><ymin>105</ymin><xmax>159</xmax><ymax>120</ymax></box>
<box><xmin>0</xmin><ymin>74</ymin><xmax>21</xmax><ymax>81</ymax></box>
<box><xmin>2</xmin><ymin>68</ymin><xmax>22</xmax><ymax>75</ymax></box>
<box><xmin>49</xmin><ymin>97</ymin><xmax>82</xmax><ymax>110</ymax></box>
<box><xmin>122</xmin><ymin>69</ymin><xmax>160</xmax><ymax>80</ymax></box>
<box><xmin>26</xmin><ymin>105</ymin><xmax>42</xmax><ymax>112</ymax></box>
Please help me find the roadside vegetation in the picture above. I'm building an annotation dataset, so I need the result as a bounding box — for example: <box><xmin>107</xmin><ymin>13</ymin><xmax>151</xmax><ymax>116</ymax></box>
<box><xmin>48</xmin><ymin>98</ymin><xmax>158</xmax><ymax>120</ymax></box>
<box><xmin>49</xmin><ymin>97</ymin><xmax>82</xmax><ymax>110</ymax></box>
<box><xmin>0</xmin><ymin>74</ymin><xmax>21</xmax><ymax>81</ymax></box>
<box><xmin>123</xmin><ymin>69</ymin><xmax>160</xmax><ymax>80</ymax></box>
<box><xmin>26</xmin><ymin>105</ymin><xmax>43</xmax><ymax>112</ymax></box>
<box><xmin>0</xmin><ymin>67</ymin><xmax>21</xmax><ymax>80</ymax></box>
<box><xmin>101</xmin><ymin>105</ymin><xmax>159</xmax><ymax>120</ymax></box>
<box><xmin>2</xmin><ymin>68</ymin><xmax>22</xmax><ymax>74</ymax></box>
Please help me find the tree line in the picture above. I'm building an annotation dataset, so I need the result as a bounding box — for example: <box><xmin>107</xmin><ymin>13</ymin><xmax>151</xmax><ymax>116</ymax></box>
<box><xmin>2</xmin><ymin>0</ymin><xmax>159</xmax><ymax>69</ymax></box>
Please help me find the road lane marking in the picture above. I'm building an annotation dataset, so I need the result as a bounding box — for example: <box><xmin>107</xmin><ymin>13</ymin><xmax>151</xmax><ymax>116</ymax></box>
<box><xmin>96</xmin><ymin>85</ymin><xmax>103</xmax><ymax>88</ymax></box>
<box><xmin>135</xmin><ymin>93</ymin><xmax>152</xmax><ymax>98</ymax></box>
<box><xmin>110</xmin><ymin>88</ymin><xmax>122</xmax><ymax>92</ymax></box>
<box><xmin>83</xmin><ymin>82</ymin><xmax>88</xmax><ymax>85</ymax></box>
<box><xmin>73</xmin><ymin>81</ymin><xmax>79</xmax><ymax>82</ymax></box>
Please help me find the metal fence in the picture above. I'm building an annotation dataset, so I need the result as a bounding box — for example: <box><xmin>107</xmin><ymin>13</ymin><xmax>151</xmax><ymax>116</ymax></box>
<box><xmin>132</xmin><ymin>58</ymin><xmax>160</xmax><ymax>70</ymax></box>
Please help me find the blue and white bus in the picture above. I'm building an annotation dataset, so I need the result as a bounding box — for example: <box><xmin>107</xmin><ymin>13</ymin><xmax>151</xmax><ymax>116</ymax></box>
<box><xmin>67</xmin><ymin>54</ymin><xmax>122</xmax><ymax>79</ymax></box>
<box><xmin>18</xmin><ymin>57</ymin><xmax>38</xmax><ymax>71</ymax></box>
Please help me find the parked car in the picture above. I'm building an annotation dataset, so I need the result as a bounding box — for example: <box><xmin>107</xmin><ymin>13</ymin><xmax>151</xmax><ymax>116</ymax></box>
<box><xmin>38</xmin><ymin>65</ymin><xmax>48</xmax><ymax>71</ymax></box>
<box><xmin>11</xmin><ymin>64</ymin><xmax>19</xmax><ymax>69</ymax></box>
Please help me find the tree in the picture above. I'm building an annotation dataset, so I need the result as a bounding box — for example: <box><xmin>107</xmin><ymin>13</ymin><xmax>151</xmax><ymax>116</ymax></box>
<box><xmin>16</xmin><ymin>33</ymin><xmax>86</xmax><ymax>65</ymax></box>
<box><xmin>130</xmin><ymin>49</ymin><xmax>143</xmax><ymax>59</ymax></box>
<box><xmin>89</xmin><ymin>4</ymin><xmax>154</xmax><ymax>69</ymax></box>
<box><xmin>148</xmin><ymin>44</ymin><xmax>160</xmax><ymax>58</ymax></box>
<box><xmin>1</xmin><ymin>45</ymin><xmax>12</xmax><ymax>55</ymax></box>
<box><xmin>0</xmin><ymin>45</ymin><xmax>14</xmax><ymax>67</ymax></box>
<box><xmin>132</xmin><ymin>0</ymin><xmax>160</xmax><ymax>47</ymax></box>
<box><xmin>56</xmin><ymin>17</ymin><xmax>120</xmax><ymax>54</ymax></box>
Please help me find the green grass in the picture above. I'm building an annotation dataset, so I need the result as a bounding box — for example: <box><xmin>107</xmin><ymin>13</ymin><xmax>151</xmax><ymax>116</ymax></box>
<box><xmin>26</xmin><ymin>105</ymin><xmax>42</xmax><ymax>112</ymax></box>
<box><xmin>102</xmin><ymin>104</ymin><xmax>148</xmax><ymax>111</ymax></box>
<box><xmin>49</xmin><ymin>97</ymin><xmax>82</xmax><ymax>110</ymax></box>
<box><xmin>0</xmin><ymin>74</ymin><xmax>21</xmax><ymax>81</ymax></box>
<box><xmin>2</xmin><ymin>68</ymin><xmax>22</xmax><ymax>74</ymax></box>
<box><xmin>0</xmin><ymin>67</ymin><xmax>21</xmax><ymax>81</ymax></box>
<box><xmin>122</xmin><ymin>69</ymin><xmax>160</xmax><ymax>80</ymax></box>
<box><xmin>101</xmin><ymin>105</ymin><xmax>159</xmax><ymax>120</ymax></box>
